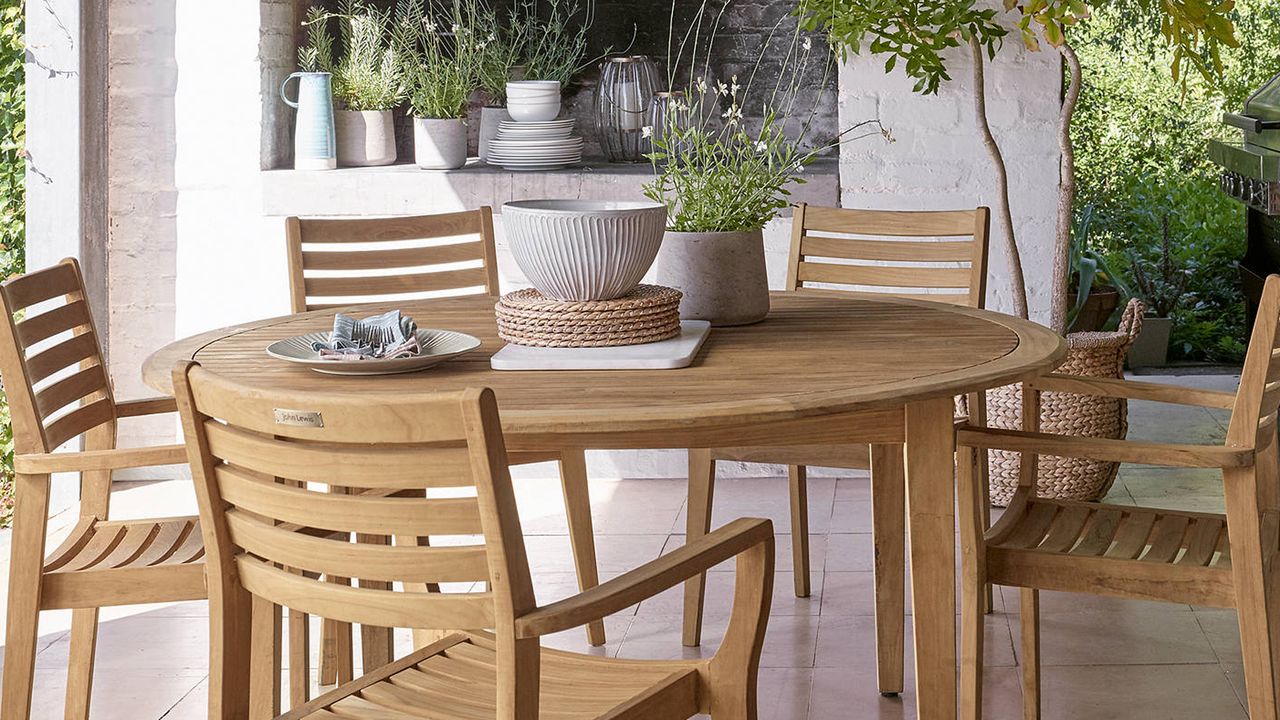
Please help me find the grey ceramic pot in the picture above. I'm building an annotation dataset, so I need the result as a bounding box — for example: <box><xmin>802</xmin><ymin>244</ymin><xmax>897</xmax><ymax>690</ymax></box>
<box><xmin>655</xmin><ymin>228</ymin><xmax>770</xmax><ymax>326</ymax></box>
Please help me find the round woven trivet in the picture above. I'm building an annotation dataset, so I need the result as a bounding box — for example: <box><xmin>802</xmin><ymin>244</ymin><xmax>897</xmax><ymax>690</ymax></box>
<box><xmin>498</xmin><ymin>284</ymin><xmax>682</xmax><ymax>314</ymax></box>
<box><xmin>496</xmin><ymin>285</ymin><xmax>684</xmax><ymax>348</ymax></box>
<box><xmin>497</xmin><ymin>310</ymin><xmax>681</xmax><ymax>335</ymax></box>
<box><xmin>498</xmin><ymin>321</ymin><xmax>681</xmax><ymax>347</ymax></box>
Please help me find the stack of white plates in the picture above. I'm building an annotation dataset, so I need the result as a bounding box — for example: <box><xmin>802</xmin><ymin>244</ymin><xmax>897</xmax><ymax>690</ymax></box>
<box><xmin>489</xmin><ymin>119</ymin><xmax>583</xmax><ymax>171</ymax></box>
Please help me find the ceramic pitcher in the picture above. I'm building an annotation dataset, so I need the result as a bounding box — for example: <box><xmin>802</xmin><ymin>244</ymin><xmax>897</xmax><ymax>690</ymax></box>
<box><xmin>281</xmin><ymin>72</ymin><xmax>337</xmax><ymax>170</ymax></box>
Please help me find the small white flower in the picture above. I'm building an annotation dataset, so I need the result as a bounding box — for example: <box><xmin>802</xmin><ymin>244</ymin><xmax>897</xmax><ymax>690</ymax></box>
<box><xmin>754</xmin><ymin>140</ymin><xmax>767</xmax><ymax>152</ymax></box>
<box><xmin>642</xmin><ymin>125</ymin><xmax>653</xmax><ymax>138</ymax></box>
<box><xmin>423</xmin><ymin>19</ymin><xmax>438</xmax><ymax>31</ymax></box>
<box><xmin>717</xmin><ymin>80</ymin><xmax>729</xmax><ymax>96</ymax></box>
<box><xmin>795</xmin><ymin>163</ymin><xmax>805</xmax><ymax>174</ymax></box>
<box><xmin>722</xmin><ymin>104</ymin><xmax>743</xmax><ymax>125</ymax></box>
<box><xmin>696</xmin><ymin>77</ymin><xmax>708</xmax><ymax>93</ymax></box>
<box><xmin>451</xmin><ymin>23</ymin><xmax>461</xmax><ymax>33</ymax></box>
<box><xmin>803</xmin><ymin>36</ymin><xmax>813</xmax><ymax>51</ymax></box>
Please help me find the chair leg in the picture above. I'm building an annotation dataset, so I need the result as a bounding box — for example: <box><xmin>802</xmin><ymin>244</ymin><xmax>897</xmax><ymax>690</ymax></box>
<box><xmin>1</xmin><ymin>474</ymin><xmax>50</xmax><ymax>720</ymax></box>
<box><xmin>869</xmin><ymin>443</ymin><xmax>906</xmax><ymax>696</ymax></box>
<box><xmin>683</xmin><ymin>448</ymin><xmax>717</xmax><ymax>647</ymax></box>
<box><xmin>558</xmin><ymin>450</ymin><xmax>606</xmax><ymax>647</ymax></box>
<box><xmin>958</xmin><ymin>445</ymin><xmax>985</xmax><ymax>720</ymax></box>
<box><xmin>62</xmin><ymin>608</ymin><xmax>100</xmax><ymax>720</ymax></box>
<box><xmin>288</xmin><ymin>609</ymin><xmax>311</xmax><ymax>709</ymax></box>
<box><xmin>1019</xmin><ymin>588</ymin><xmax>1041</xmax><ymax>720</ymax></box>
<box><xmin>787</xmin><ymin>464</ymin><xmax>811</xmax><ymax>598</ymax></box>
<box><xmin>1224</xmin><ymin>464</ymin><xmax>1280</xmax><ymax>720</ymax></box>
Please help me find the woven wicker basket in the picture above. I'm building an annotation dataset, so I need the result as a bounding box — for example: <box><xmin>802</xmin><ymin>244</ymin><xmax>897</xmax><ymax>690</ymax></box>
<box><xmin>986</xmin><ymin>300</ymin><xmax>1145</xmax><ymax>506</ymax></box>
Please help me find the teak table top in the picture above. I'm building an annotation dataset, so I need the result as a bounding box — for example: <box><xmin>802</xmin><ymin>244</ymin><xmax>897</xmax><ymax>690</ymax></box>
<box><xmin>142</xmin><ymin>291</ymin><xmax>1065</xmax><ymax>447</ymax></box>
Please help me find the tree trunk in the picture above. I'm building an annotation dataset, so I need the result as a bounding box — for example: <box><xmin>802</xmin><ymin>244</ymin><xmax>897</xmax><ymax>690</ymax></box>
<box><xmin>969</xmin><ymin>37</ymin><xmax>1028</xmax><ymax>320</ymax></box>
<box><xmin>1049</xmin><ymin>41</ymin><xmax>1083</xmax><ymax>334</ymax></box>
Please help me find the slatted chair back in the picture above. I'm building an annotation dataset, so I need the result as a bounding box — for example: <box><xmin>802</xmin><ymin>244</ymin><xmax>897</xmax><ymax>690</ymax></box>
<box><xmin>786</xmin><ymin>203</ymin><xmax>991</xmax><ymax>308</ymax></box>
<box><xmin>285</xmin><ymin>208</ymin><xmax>501</xmax><ymax>313</ymax></box>
<box><xmin>1228</xmin><ymin>274</ymin><xmax>1280</xmax><ymax>457</ymax></box>
<box><xmin>175</xmin><ymin>363</ymin><xmax>539</xmax><ymax>711</ymax></box>
<box><xmin>0</xmin><ymin>258</ymin><xmax>116</xmax><ymax>456</ymax></box>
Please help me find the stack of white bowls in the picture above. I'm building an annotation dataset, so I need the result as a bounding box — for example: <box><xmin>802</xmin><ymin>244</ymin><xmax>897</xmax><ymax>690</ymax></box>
<box><xmin>493</xmin><ymin>80</ymin><xmax>584</xmax><ymax>171</ymax></box>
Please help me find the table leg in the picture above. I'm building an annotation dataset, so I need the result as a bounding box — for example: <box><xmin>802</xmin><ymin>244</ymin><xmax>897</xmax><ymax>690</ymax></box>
<box><xmin>904</xmin><ymin>397</ymin><xmax>958</xmax><ymax>720</ymax></box>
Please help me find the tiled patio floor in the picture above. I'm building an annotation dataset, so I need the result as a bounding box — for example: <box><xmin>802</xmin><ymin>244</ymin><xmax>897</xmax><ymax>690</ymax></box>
<box><xmin>0</xmin><ymin>374</ymin><xmax>1254</xmax><ymax>719</ymax></box>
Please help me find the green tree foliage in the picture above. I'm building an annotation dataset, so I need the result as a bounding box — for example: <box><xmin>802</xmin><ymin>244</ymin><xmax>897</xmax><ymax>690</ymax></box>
<box><xmin>0</xmin><ymin>0</ymin><xmax>23</xmax><ymax>526</ymax></box>
<box><xmin>1073</xmin><ymin>0</ymin><xmax>1280</xmax><ymax>362</ymax></box>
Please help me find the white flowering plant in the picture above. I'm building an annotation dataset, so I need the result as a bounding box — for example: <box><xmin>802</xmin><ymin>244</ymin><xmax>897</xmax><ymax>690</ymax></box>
<box><xmin>644</xmin><ymin>8</ymin><xmax>886</xmax><ymax>233</ymax></box>
<box><xmin>393</xmin><ymin>0</ymin><xmax>484</xmax><ymax>119</ymax></box>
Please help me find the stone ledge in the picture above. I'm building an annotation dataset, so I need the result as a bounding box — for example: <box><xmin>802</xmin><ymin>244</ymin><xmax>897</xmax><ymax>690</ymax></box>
<box><xmin>260</xmin><ymin>158</ymin><xmax>840</xmax><ymax>217</ymax></box>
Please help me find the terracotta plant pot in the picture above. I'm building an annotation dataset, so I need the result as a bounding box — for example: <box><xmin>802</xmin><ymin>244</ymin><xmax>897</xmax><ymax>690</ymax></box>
<box><xmin>413</xmin><ymin>117</ymin><xmax>467</xmax><ymax>170</ymax></box>
<box><xmin>334</xmin><ymin>109</ymin><xmax>397</xmax><ymax>167</ymax></box>
<box><xmin>1127</xmin><ymin>315</ymin><xmax>1173</xmax><ymax>368</ymax></box>
<box><xmin>655</xmin><ymin>229</ymin><xmax>770</xmax><ymax>326</ymax></box>
<box><xmin>1067</xmin><ymin>285</ymin><xmax>1121</xmax><ymax>332</ymax></box>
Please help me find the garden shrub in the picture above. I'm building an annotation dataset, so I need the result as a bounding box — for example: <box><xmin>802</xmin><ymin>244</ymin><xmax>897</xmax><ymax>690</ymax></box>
<box><xmin>1072</xmin><ymin>1</ymin><xmax>1280</xmax><ymax>363</ymax></box>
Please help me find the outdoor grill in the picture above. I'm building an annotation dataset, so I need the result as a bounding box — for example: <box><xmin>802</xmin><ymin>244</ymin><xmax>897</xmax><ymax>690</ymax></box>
<box><xmin>1208</xmin><ymin>70</ymin><xmax>1280</xmax><ymax>324</ymax></box>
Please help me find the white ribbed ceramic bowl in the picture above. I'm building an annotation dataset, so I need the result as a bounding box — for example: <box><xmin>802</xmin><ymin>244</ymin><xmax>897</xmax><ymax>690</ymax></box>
<box><xmin>503</xmin><ymin>200</ymin><xmax>668</xmax><ymax>301</ymax></box>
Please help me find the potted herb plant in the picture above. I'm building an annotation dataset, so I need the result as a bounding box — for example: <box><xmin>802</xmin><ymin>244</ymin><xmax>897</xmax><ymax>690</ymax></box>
<box><xmin>1127</xmin><ymin>215</ymin><xmax>1189</xmax><ymax>367</ymax></box>
<box><xmin>300</xmin><ymin>2</ymin><xmax>403</xmax><ymax>168</ymax></box>
<box><xmin>395</xmin><ymin>0</ymin><xmax>479</xmax><ymax>170</ymax></box>
<box><xmin>504</xmin><ymin>0</ymin><xmax>595</xmax><ymax>122</ymax></box>
<box><xmin>645</xmin><ymin>22</ymin><xmax>885</xmax><ymax>326</ymax></box>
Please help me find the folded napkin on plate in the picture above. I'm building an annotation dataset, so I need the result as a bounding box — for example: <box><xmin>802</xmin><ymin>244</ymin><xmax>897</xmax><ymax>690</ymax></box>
<box><xmin>311</xmin><ymin>310</ymin><xmax>420</xmax><ymax>360</ymax></box>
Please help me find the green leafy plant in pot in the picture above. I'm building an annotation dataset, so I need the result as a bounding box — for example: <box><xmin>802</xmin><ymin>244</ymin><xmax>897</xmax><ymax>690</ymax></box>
<box><xmin>1066</xmin><ymin>205</ymin><xmax>1131</xmax><ymax>332</ymax></box>
<box><xmin>1126</xmin><ymin>215</ymin><xmax>1191</xmax><ymax>367</ymax></box>
<box><xmin>644</xmin><ymin>3</ymin><xmax>886</xmax><ymax>326</ymax></box>
<box><xmin>394</xmin><ymin>0</ymin><xmax>482</xmax><ymax>170</ymax></box>
<box><xmin>300</xmin><ymin>1</ymin><xmax>404</xmax><ymax>167</ymax></box>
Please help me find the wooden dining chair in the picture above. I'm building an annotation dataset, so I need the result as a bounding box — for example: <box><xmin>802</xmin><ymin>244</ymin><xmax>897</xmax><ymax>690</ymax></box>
<box><xmin>284</xmin><ymin>208</ymin><xmax>606</xmax><ymax>683</ymax></box>
<box><xmin>684</xmin><ymin>203</ymin><xmax>991</xmax><ymax>696</ymax></box>
<box><xmin>0</xmin><ymin>259</ymin><xmax>204</xmax><ymax>720</ymax></box>
<box><xmin>173</xmin><ymin>361</ymin><xmax>776</xmax><ymax>719</ymax></box>
<box><xmin>956</xmin><ymin>273</ymin><xmax>1280</xmax><ymax>720</ymax></box>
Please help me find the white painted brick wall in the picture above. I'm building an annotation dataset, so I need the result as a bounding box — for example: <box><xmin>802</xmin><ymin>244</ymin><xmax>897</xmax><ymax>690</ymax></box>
<box><xmin>838</xmin><ymin>34</ymin><xmax>1062</xmax><ymax>325</ymax></box>
<box><xmin>108</xmin><ymin>0</ymin><xmax>179</xmax><ymax>462</ymax></box>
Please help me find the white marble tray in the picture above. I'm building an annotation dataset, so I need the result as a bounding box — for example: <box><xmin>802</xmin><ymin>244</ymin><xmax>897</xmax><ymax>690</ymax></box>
<box><xmin>490</xmin><ymin>321</ymin><xmax>711</xmax><ymax>370</ymax></box>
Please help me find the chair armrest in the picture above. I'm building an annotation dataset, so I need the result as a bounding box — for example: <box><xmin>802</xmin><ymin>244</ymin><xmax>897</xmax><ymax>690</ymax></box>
<box><xmin>1028</xmin><ymin>374</ymin><xmax>1236</xmax><ymax>410</ymax></box>
<box><xmin>14</xmin><ymin>444</ymin><xmax>188</xmax><ymax>474</ymax></box>
<box><xmin>114</xmin><ymin>396</ymin><xmax>179</xmax><ymax>418</ymax></box>
<box><xmin>956</xmin><ymin>427</ymin><xmax>1252</xmax><ymax>469</ymax></box>
<box><xmin>515</xmin><ymin>518</ymin><xmax>773</xmax><ymax>639</ymax></box>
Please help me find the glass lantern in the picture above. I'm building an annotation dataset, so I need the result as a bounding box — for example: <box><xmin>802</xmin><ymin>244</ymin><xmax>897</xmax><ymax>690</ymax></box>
<box><xmin>594</xmin><ymin>55</ymin><xmax>661</xmax><ymax>163</ymax></box>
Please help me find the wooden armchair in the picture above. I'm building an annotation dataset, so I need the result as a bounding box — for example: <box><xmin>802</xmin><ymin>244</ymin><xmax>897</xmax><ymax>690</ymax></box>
<box><xmin>957</xmin><ymin>274</ymin><xmax>1280</xmax><ymax>720</ymax></box>
<box><xmin>285</xmin><ymin>209</ymin><xmax>606</xmax><ymax>675</ymax></box>
<box><xmin>173</xmin><ymin>362</ymin><xmax>775</xmax><ymax>719</ymax></box>
<box><xmin>686</xmin><ymin>203</ymin><xmax>991</xmax><ymax>696</ymax></box>
<box><xmin>0</xmin><ymin>259</ymin><xmax>203</xmax><ymax>720</ymax></box>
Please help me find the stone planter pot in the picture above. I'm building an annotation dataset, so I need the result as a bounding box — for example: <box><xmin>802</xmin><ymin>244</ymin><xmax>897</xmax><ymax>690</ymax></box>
<box><xmin>1127</xmin><ymin>315</ymin><xmax>1173</xmax><ymax>368</ymax></box>
<box><xmin>478</xmin><ymin>106</ymin><xmax>510</xmax><ymax>164</ymax></box>
<box><xmin>413</xmin><ymin>117</ymin><xmax>467</xmax><ymax>170</ymax></box>
<box><xmin>506</xmin><ymin>80</ymin><xmax>562</xmax><ymax>122</ymax></box>
<box><xmin>334</xmin><ymin>109</ymin><xmax>396</xmax><ymax>167</ymax></box>
<box><xmin>655</xmin><ymin>229</ymin><xmax>770</xmax><ymax>326</ymax></box>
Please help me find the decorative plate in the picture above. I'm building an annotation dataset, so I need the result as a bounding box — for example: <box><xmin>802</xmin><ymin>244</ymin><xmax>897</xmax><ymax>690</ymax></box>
<box><xmin>265</xmin><ymin>329</ymin><xmax>481</xmax><ymax>376</ymax></box>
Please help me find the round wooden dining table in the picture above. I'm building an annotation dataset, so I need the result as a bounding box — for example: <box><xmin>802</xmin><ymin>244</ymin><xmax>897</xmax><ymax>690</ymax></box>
<box><xmin>142</xmin><ymin>290</ymin><xmax>1065</xmax><ymax>720</ymax></box>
